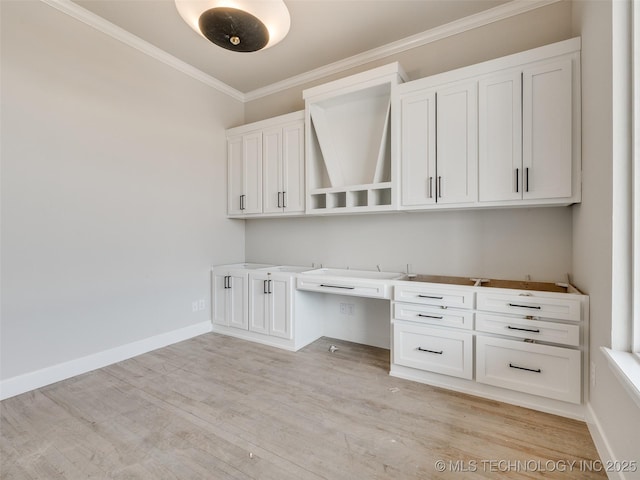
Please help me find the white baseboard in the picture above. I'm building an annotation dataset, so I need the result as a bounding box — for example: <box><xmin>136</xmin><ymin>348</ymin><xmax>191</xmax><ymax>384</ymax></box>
<box><xmin>585</xmin><ymin>402</ymin><xmax>625</xmax><ymax>480</ymax></box>
<box><xmin>0</xmin><ymin>321</ymin><xmax>212</xmax><ymax>400</ymax></box>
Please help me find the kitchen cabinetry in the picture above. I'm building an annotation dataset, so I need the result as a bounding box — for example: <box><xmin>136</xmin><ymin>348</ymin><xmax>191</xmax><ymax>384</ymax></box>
<box><xmin>227</xmin><ymin>132</ymin><xmax>262</xmax><ymax>216</ymax></box>
<box><xmin>390</xmin><ymin>276</ymin><xmax>588</xmax><ymax>416</ymax></box>
<box><xmin>392</xmin><ymin>283</ymin><xmax>475</xmax><ymax>379</ymax></box>
<box><xmin>262</xmin><ymin>118</ymin><xmax>305</xmax><ymax>214</ymax></box>
<box><xmin>212</xmin><ymin>264</ymin><xmax>273</xmax><ymax>329</ymax></box>
<box><xmin>227</xmin><ymin>111</ymin><xmax>304</xmax><ymax>217</ymax></box>
<box><xmin>399</xmin><ymin>80</ymin><xmax>477</xmax><ymax>207</ymax></box>
<box><xmin>304</xmin><ymin>63</ymin><xmax>407</xmax><ymax>214</ymax></box>
<box><xmin>395</xmin><ymin>37</ymin><xmax>581</xmax><ymax>211</ymax></box>
<box><xmin>248</xmin><ymin>271</ymin><xmax>293</xmax><ymax>339</ymax></box>
<box><xmin>478</xmin><ymin>56</ymin><xmax>577</xmax><ymax>203</ymax></box>
<box><xmin>211</xmin><ymin>264</ymin><xmax>324</xmax><ymax>351</ymax></box>
<box><xmin>474</xmin><ymin>289</ymin><xmax>583</xmax><ymax>404</ymax></box>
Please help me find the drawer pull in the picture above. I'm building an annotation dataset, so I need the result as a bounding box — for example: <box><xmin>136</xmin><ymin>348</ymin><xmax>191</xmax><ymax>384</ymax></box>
<box><xmin>509</xmin><ymin>363</ymin><xmax>541</xmax><ymax>373</ymax></box>
<box><xmin>418</xmin><ymin>314</ymin><xmax>443</xmax><ymax>319</ymax></box>
<box><xmin>417</xmin><ymin>347</ymin><xmax>443</xmax><ymax>355</ymax></box>
<box><xmin>320</xmin><ymin>284</ymin><xmax>355</xmax><ymax>290</ymax></box>
<box><xmin>418</xmin><ymin>295</ymin><xmax>443</xmax><ymax>300</ymax></box>
<box><xmin>507</xmin><ymin>325</ymin><xmax>541</xmax><ymax>333</ymax></box>
<box><xmin>508</xmin><ymin>303</ymin><xmax>542</xmax><ymax>310</ymax></box>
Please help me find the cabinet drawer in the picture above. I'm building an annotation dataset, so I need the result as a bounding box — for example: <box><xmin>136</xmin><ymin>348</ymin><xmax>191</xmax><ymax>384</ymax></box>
<box><xmin>393</xmin><ymin>323</ymin><xmax>473</xmax><ymax>379</ymax></box>
<box><xmin>394</xmin><ymin>303</ymin><xmax>473</xmax><ymax>330</ymax></box>
<box><xmin>296</xmin><ymin>277</ymin><xmax>391</xmax><ymax>299</ymax></box>
<box><xmin>394</xmin><ymin>284</ymin><xmax>474</xmax><ymax>309</ymax></box>
<box><xmin>476</xmin><ymin>313</ymin><xmax>579</xmax><ymax>346</ymax></box>
<box><xmin>477</xmin><ymin>291</ymin><xmax>581</xmax><ymax>321</ymax></box>
<box><xmin>476</xmin><ymin>336</ymin><xmax>581</xmax><ymax>404</ymax></box>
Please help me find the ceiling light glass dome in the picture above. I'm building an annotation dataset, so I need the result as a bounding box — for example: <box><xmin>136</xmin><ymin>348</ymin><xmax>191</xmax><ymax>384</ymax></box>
<box><xmin>175</xmin><ymin>0</ymin><xmax>291</xmax><ymax>52</ymax></box>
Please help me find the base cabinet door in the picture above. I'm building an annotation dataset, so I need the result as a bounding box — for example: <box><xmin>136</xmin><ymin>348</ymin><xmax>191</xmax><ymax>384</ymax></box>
<box><xmin>476</xmin><ymin>335</ymin><xmax>581</xmax><ymax>404</ymax></box>
<box><xmin>393</xmin><ymin>322</ymin><xmax>473</xmax><ymax>379</ymax></box>
<box><xmin>249</xmin><ymin>275</ymin><xmax>270</xmax><ymax>334</ymax></box>
<box><xmin>248</xmin><ymin>274</ymin><xmax>293</xmax><ymax>340</ymax></box>
<box><xmin>212</xmin><ymin>273</ymin><xmax>229</xmax><ymax>327</ymax></box>
<box><xmin>212</xmin><ymin>270</ymin><xmax>248</xmax><ymax>330</ymax></box>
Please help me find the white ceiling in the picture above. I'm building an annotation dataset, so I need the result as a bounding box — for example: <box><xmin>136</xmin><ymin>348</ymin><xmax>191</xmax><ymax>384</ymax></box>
<box><xmin>70</xmin><ymin>0</ymin><xmax>512</xmax><ymax>96</ymax></box>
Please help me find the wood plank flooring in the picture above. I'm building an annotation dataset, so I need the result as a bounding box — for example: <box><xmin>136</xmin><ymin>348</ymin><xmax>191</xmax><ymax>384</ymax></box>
<box><xmin>1</xmin><ymin>334</ymin><xmax>605</xmax><ymax>479</ymax></box>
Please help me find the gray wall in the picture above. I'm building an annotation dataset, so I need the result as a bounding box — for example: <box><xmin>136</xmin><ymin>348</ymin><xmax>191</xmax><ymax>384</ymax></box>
<box><xmin>0</xmin><ymin>1</ymin><xmax>245</xmax><ymax>380</ymax></box>
<box><xmin>571</xmin><ymin>0</ymin><xmax>640</xmax><ymax>472</ymax></box>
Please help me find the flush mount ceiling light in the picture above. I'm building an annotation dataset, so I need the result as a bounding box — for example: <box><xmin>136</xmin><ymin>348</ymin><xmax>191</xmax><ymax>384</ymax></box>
<box><xmin>175</xmin><ymin>0</ymin><xmax>290</xmax><ymax>52</ymax></box>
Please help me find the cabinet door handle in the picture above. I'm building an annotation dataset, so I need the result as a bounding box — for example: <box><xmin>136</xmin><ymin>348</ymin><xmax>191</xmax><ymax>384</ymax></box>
<box><xmin>320</xmin><ymin>284</ymin><xmax>355</xmax><ymax>290</ymax></box>
<box><xmin>240</xmin><ymin>194</ymin><xmax>246</xmax><ymax>210</ymax></box>
<box><xmin>263</xmin><ymin>279</ymin><xmax>268</xmax><ymax>294</ymax></box>
<box><xmin>282</xmin><ymin>191</ymin><xmax>287</xmax><ymax>208</ymax></box>
<box><xmin>428</xmin><ymin>176</ymin><xmax>433</xmax><ymax>199</ymax></box>
<box><xmin>515</xmin><ymin>168</ymin><xmax>519</xmax><ymax>193</ymax></box>
<box><xmin>508</xmin><ymin>303</ymin><xmax>541</xmax><ymax>310</ymax></box>
<box><xmin>525</xmin><ymin>167</ymin><xmax>530</xmax><ymax>192</ymax></box>
<box><xmin>438</xmin><ymin>176</ymin><xmax>442</xmax><ymax>198</ymax></box>
<box><xmin>277</xmin><ymin>192</ymin><xmax>282</xmax><ymax>208</ymax></box>
<box><xmin>224</xmin><ymin>275</ymin><xmax>230</xmax><ymax>289</ymax></box>
<box><xmin>507</xmin><ymin>325</ymin><xmax>540</xmax><ymax>333</ymax></box>
<box><xmin>268</xmin><ymin>279</ymin><xmax>272</xmax><ymax>294</ymax></box>
<box><xmin>417</xmin><ymin>314</ymin><xmax>443</xmax><ymax>319</ymax></box>
<box><xmin>509</xmin><ymin>363</ymin><xmax>541</xmax><ymax>373</ymax></box>
<box><xmin>417</xmin><ymin>347</ymin><xmax>443</xmax><ymax>355</ymax></box>
<box><xmin>418</xmin><ymin>294</ymin><xmax>443</xmax><ymax>300</ymax></box>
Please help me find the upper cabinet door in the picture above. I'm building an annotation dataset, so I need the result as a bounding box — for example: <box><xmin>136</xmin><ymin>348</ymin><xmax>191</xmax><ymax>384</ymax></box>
<box><xmin>242</xmin><ymin>132</ymin><xmax>263</xmax><ymax>214</ymax></box>
<box><xmin>522</xmin><ymin>58</ymin><xmax>572</xmax><ymax>200</ymax></box>
<box><xmin>227</xmin><ymin>136</ymin><xmax>244</xmax><ymax>216</ymax></box>
<box><xmin>281</xmin><ymin>121</ymin><xmax>305</xmax><ymax>213</ymax></box>
<box><xmin>400</xmin><ymin>90</ymin><xmax>437</xmax><ymax>206</ymax></box>
<box><xmin>435</xmin><ymin>81</ymin><xmax>478</xmax><ymax>204</ymax></box>
<box><xmin>478</xmin><ymin>70</ymin><xmax>523</xmax><ymax>202</ymax></box>
<box><xmin>262</xmin><ymin>127</ymin><xmax>283</xmax><ymax>214</ymax></box>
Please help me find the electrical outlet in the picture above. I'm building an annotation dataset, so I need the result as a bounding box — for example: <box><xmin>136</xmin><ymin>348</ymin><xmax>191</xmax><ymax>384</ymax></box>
<box><xmin>192</xmin><ymin>301</ymin><xmax>198</xmax><ymax>312</ymax></box>
<box><xmin>340</xmin><ymin>303</ymin><xmax>355</xmax><ymax>315</ymax></box>
<box><xmin>198</xmin><ymin>299</ymin><xmax>205</xmax><ymax>311</ymax></box>
<box><xmin>590</xmin><ymin>361</ymin><xmax>596</xmax><ymax>388</ymax></box>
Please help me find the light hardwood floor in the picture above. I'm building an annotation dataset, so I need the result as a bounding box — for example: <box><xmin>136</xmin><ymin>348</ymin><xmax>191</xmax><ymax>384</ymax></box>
<box><xmin>1</xmin><ymin>334</ymin><xmax>605</xmax><ymax>479</ymax></box>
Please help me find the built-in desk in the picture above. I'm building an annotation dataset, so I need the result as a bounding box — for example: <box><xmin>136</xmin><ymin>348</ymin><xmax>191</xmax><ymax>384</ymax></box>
<box><xmin>211</xmin><ymin>264</ymin><xmax>589</xmax><ymax>419</ymax></box>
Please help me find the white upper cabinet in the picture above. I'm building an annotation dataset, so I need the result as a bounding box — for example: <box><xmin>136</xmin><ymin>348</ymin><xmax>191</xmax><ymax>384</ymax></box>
<box><xmin>304</xmin><ymin>63</ymin><xmax>407</xmax><ymax>214</ymax></box>
<box><xmin>435</xmin><ymin>81</ymin><xmax>478</xmax><ymax>204</ymax></box>
<box><xmin>522</xmin><ymin>58</ymin><xmax>573</xmax><ymax>200</ymax></box>
<box><xmin>478</xmin><ymin>70</ymin><xmax>523</xmax><ymax>202</ymax></box>
<box><xmin>227</xmin><ymin>111</ymin><xmax>304</xmax><ymax>218</ymax></box>
<box><xmin>227</xmin><ymin>132</ymin><xmax>263</xmax><ymax>216</ymax></box>
<box><xmin>400</xmin><ymin>90</ymin><xmax>436</xmax><ymax>206</ymax></box>
<box><xmin>398</xmin><ymin>37</ymin><xmax>580</xmax><ymax>210</ymax></box>
<box><xmin>398</xmin><ymin>80</ymin><xmax>477</xmax><ymax>208</ymax></box>
<box><xmin>226</xmin><ymin>38</ymin><xmax>581</xmax><ymax>217</ymax></box>
<box><xmin>478</xmin><ymin>55</ymin><xmax>576</xmax><ymax>204</ymax></box>
<box><xmin>263</xmin><ymin>119</ymin><xmax>305</xmax><ymax>214</ymax></box>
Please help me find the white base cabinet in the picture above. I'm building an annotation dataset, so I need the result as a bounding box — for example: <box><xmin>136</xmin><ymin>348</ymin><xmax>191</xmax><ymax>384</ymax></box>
<box><xmin>475</xmin><ymin>335</ymin><xmax>581</xmax><ymax>404</ymax></box>
<box><xmin>211</xmin><ymin>264</ymin><xmax>324</xmax><ymax>351</ymax></box>
<box><xmin>390</xmin><ymin>278</ymin><xmax>588</xmax><ymax>417</ymax></box>
<box><xmin>249</xmin><ymin>272</ymin><xmax>292</xmax><ymax>339</ymax></box>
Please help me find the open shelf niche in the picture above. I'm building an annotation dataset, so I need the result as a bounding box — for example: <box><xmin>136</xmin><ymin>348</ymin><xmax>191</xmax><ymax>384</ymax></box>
<box><xmin>303</xmin><ymin>63</ymin><xmax>407</xmax><ymax>214</ymax></box>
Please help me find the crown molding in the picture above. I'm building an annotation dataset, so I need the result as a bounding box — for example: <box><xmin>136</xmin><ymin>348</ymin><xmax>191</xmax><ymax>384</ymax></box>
<box><xmin>39</xmin><ymin>0</ymin><xmax>245</xmax><ymax>102</ymax></box>
<box><xmin>40</xmin><ymin>0</ymin><xmax>561</xmax><ymax>104</ymax></box>
<box><xmin>244</xmin><ymin>0</ymin><xmax>562</xmax><ymax>102</ymax></box>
